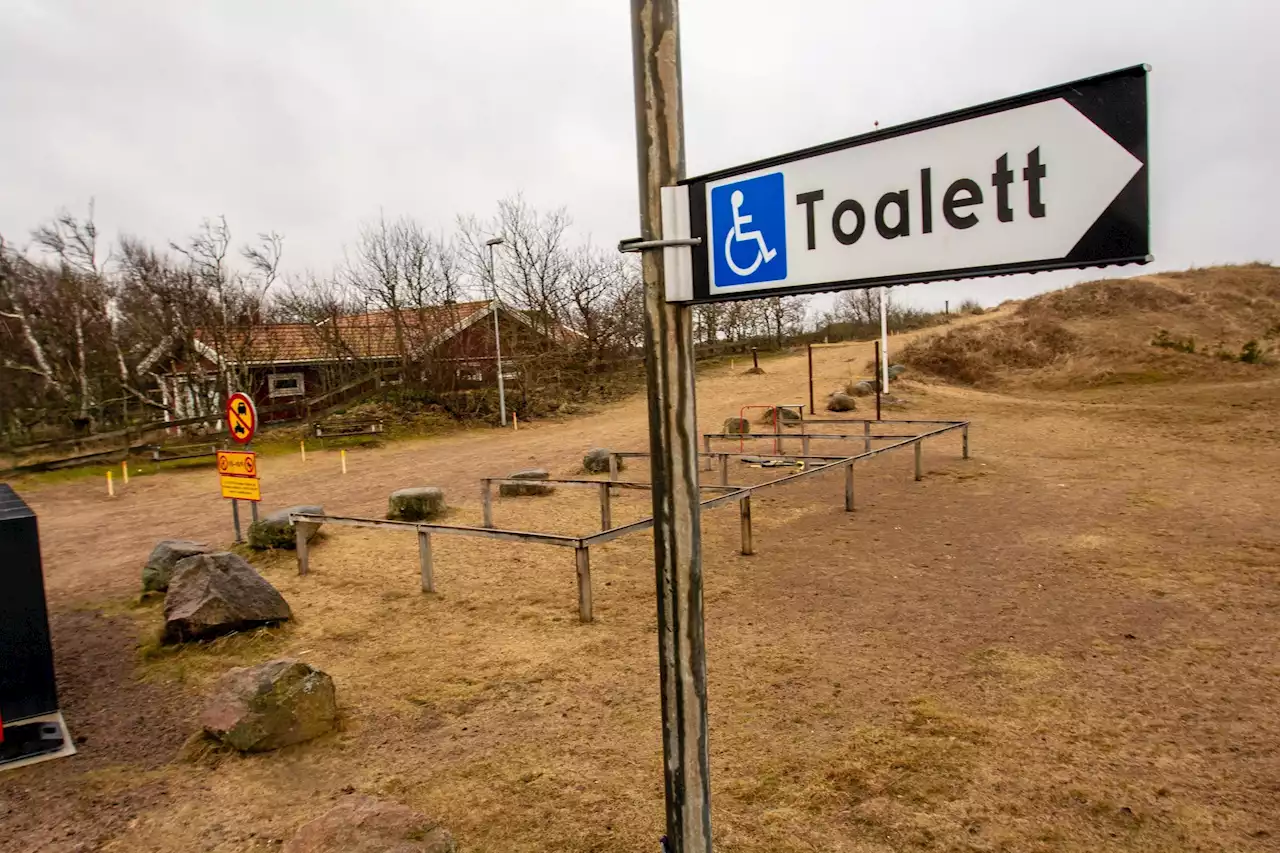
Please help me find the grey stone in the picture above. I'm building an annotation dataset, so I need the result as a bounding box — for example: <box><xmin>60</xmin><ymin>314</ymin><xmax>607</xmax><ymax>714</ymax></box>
<box><xmin>723</xmin><ymin>417</ymin><xmax>751</xmax><ymax>435</ymax></box>
<box><xmin>827</xmin><ymin>392</ymin><xmax>858</xmax><ymax>412</ymax></box>
<box><xmin>849</xmin><ymin>380</ymin><xmax>877</xmax><ymax>397</ymax></box>
<box><xmin>248</xmin><ymin>505</ymin><xmax>323</xmax><ymax>551</ymax></box>
<box><xmin>759</xmin><ymin>406</ymin><xmax>802</xmax><ymax>424</ymax></box>
<box><xmin>888</xmin><ymin>363</ymin><xmax>907</xmax><ymax>379</ymax></box>
<box><xmin>283</xmin><ymin>795</ymin><xmax>455</xmax><ymax>853</ymax></box>
<box><xmin>583</xmin><ymin>448</ymin><xmax>620</xmax><ymax>474</ymax></box>
<box><xmin>143</xmin><ymin>539</ymin><xmax>213</xmax><ymax>593</ymax></box>
<box><xmin>387</xmin><ymin>487</ymin><xmax>446</xmax><ymax>522</ymax></box>
<box><xmin>499</xmin><ymin>469</ymin><xmax>555</xmax><ymax>497</ymax></box>
<box><xmin>201</xmin><ymin>659</ymin><xmax>337</xmax><ymax>753</ymax></box>
<box><xmin>163</xmin><ymin>552</ymin><xmax>292</xmax><ymax>643</ymax></box>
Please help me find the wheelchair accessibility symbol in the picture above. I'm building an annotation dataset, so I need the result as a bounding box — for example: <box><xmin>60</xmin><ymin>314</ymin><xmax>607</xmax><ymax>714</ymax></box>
<box><xmin>711</xmin><ymin>172</ymin><xmax>787</xmax><ymax>287</ymax></box>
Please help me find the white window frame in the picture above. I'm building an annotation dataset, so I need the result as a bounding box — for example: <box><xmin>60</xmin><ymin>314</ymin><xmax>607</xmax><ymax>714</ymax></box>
<box><xmin>268</xmin><ymin>372</ymin><xmax>306</xmax><ymax>398</ymax></box>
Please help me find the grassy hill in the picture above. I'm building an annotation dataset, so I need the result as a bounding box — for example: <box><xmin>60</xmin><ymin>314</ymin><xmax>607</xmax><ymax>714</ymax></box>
<box><xmin>899</xmin><ymin>264</ymin><xmax>1280</xmax><ymax>389</ymax></box>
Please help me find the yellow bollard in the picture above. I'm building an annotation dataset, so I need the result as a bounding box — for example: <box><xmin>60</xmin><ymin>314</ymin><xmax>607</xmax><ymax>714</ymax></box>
<box><xmin>300</xmin><ymin>440</ymin><xmax>306</xmax><ymax>462</ymax></box>
<box><xmin>513</xmin><ymin>413</ymin><xmax>518</xmax><ymax>432</ymax></box>
<box><xmin>341</xmin><ymin>449</ymin><xmax>347</xmax><ymax>474</ymax></box>
<box><xmin>121</xmin><ymin>460</ymin><xmax>129</xmax><ymax>485</ymax></box>
<box><xmin>107</xmin><ymin>470</ymin><xmax>115</xmax><ymax>497</ymax></box>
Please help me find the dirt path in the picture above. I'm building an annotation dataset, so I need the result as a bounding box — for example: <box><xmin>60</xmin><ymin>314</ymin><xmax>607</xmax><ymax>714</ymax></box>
<box><xmin>5</xmin><ymin>313</ymin><xmax>1279</xmax><ymax>853</ymax></box>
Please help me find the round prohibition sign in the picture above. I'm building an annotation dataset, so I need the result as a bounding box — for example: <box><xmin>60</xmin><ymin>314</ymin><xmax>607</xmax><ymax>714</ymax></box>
<box><xmin>243</xmin><ymin>456</ymin><xmax>256</xmax><ymax>476</ymax></box>
<box><xmin>226</xmin><ymin>392</ymin><xmax>257</xmax><ymax>445</ymax></box>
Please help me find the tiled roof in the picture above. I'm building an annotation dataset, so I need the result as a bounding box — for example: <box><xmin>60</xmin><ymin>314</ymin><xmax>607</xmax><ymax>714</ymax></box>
<box><xmin>195</xmin><ymin>301</ymin><xmax>492</xmax><ymax>365</ymax></box>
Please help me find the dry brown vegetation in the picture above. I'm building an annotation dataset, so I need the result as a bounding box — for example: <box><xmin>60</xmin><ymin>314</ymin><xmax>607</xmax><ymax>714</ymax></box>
<box><xmin>899</xmin><ymin>264</ymin><xmax>1280</xmax><ymax>388</ymax></box>
<box><xmin>3</xmin><ymin>289</ymin><xmax>1279</xmax><ymax>852</ymax></box>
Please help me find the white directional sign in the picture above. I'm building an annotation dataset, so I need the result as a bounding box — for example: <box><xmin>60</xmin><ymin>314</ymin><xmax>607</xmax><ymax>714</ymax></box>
<box><xmin>663</xmin><ymin>65</ymin><xmax>1150</xmax><ymax>303</ymax></box>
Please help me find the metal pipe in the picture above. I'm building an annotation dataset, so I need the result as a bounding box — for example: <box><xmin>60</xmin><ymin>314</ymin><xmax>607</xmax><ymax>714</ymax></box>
<box><xmin>864</xmin><ymin>420</ymin><xmax>871</xmax><ymax>453</ymax></box>
<box><xmin>630</xmin><ymin>0</ymin><xmax>712</xmax><ymax>848</ymax></box>
<box><xmin>719</xmin><ymin>453</ymin><xmax>729</xmax><ymax>486</ymax></box>
<box><xmin>963</xmin><ymin>424</ymin><xmax>970</xmax><ymax>459</ymax></box>
<box><xmin>739</xmin><ymin>495</ymin><xmax>753</xmax><ymax>556</ymax></box>
<box><xmin>807</xmin><ymin>342</ymin><xmax>815</xmax><ymax>414</ymax></box>
<box><xmin>486</xmin><ymin>237</ymin><xmax>509</xmax><ymax>426</ymax></box>
<box><xmin>915</xmin><ymin>440</ymin><xmax>923</xmax><ymax>481</ymax></box>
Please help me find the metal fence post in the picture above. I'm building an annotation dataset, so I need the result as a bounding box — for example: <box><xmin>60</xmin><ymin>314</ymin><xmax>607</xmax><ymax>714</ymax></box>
<box><xmin>719</xmin><ymin>453</ymin><xmax>729</xmax><ymax>486</ymax></box>
<box><xmin>418</xmin><ymin>529</ymin><xmax>435</xmax><ymax>593</ymax></box>
<box><xmin>845</xmin><ymin>463</ymin><xmax>855</xmax><ymax>512</ymax></box>
<box><xmin>739</xmin><ymin>495</ymin><xmax>753</xmax><ymax>555</ymax></box>
<box><xmin>802</xmin><ymin>434</ymin><xmax>811</xmax><ymax>457</ymax></box>
<box><xmin>599</xmin><ymin>482</ymin><xmax>613</xmax><ymax>531</ymax></box>
<box><xmin>481</xmin><ymin>479</ymin><xmax>494</xmax><ymax>529</ymax></box>
<box><xmin>575</xmin><ymin>545</ymin><xmax>593</xmax><ymax>623</ymax></box>
<box><xmin>863</xmin><ymin>420</ymin><xmax>871</xmax><ymax>453</ymax></box>
<box><xmin>914</xmin><ymin>440</ymin><xmax>923</xmax><ymax>481</ymax></box>
<box><xmin>962</xmin><ymin>424</ymin><xmax>970</xmax><ymax>459</ymax></box>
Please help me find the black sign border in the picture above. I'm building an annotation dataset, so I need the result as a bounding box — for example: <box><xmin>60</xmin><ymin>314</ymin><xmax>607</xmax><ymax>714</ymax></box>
<box><xmin>681</xmin><ymin>65</ymin><xmax>1149</xmax><ymax>303</ymax></box>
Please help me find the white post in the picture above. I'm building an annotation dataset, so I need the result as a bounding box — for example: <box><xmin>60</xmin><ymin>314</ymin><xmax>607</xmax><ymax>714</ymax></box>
<box><xmin>486</xmin><ymin>237</ymin><xmax>509</xmax><ymax>427</ymax></box>
<box><xmin>880</xmin><ymin>285</ymin><xmax>890</xmax><ymax>391</ymax></box>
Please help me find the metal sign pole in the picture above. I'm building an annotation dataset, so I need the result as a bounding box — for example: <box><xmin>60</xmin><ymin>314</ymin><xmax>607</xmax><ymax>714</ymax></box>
<box><xmin>630</xmin><ymin>1</ymin><xmax>712</xmax><ymax>851</ymax></box>
<box><xmin>807</xmin><ymin>343</ymin><xmax>815</xmax><ymax>414</ymax></box>
<box><xmin>879</xmin><ymin>286</ymin><xmax>890</xmax><ymax>392</ymax></box>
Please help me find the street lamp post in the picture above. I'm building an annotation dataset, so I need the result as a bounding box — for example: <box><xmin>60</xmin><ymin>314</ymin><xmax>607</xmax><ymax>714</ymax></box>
<box><xmin>485</xmin><ymin>236</ymin><xmax>509</xmax><ymax>426</ymax></box>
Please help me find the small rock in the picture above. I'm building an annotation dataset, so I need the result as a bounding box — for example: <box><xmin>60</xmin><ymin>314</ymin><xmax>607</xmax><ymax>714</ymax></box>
<box><xmin>759</xmin><ymin>406</ymin><xmax>802</xmax><ymax>424</ymax></box>
<box><xmin>888</xmin><ymin>363</ymin><xmax>907</xmax><ymax>379</ymax></box>
<box><xmin>722</xmin><ymin>417</ymin><xmax>751</xmax><ymax>435</ymax></box>
<box><xmin>282</xmin><ymin>795</ymin><xmax>455</xmax><ymax>853</ymax></box>
<box><xmin>848</xmin><ymin>380</ymin><xmax>877</xmax><ymax>397</ymax></box>
<box><xmin>499</xmin><ymin>469</ymin><xmax>555</xmax><ymax>497</ymax></box>
<box><xmin>143</xmin><ymin>539</ymin><xmax>213</xmax><ymax>593</ymax></box>
<box><xmin>583</xmin><ymin>448</ymin><xmax>620</xmax><ymax>474</ymax></box>
<box><xmin>163</xmin><ymin>552</ymin><xmax>292</xmax><ymax>643</ymax></box>
<box><xmin>248</xmin><ymin>505</ymin><xmax>324</xmax><ymax>551</ymax></box>
<box><xmin>387</xmin><ymin>488</ymin><xmax>446</xmax><ymax>522</ymax></box>
<box><xmin>201</xmin><ymin>659</ymin><xmax>337</xmax><ymax>752</ymax></box>
<box><xmin>826</xmin><ymin>392</ymin><xmax>858</xmax><ymax>412</ymax></box>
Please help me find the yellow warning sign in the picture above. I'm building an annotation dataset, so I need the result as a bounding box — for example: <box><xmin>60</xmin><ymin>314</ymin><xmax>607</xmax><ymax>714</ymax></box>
<box><xmin>220</xmin><ymin>476</ymin><xmax>261</xmax><ymax>501</ymax></box>
<box><xmin>216</xmin><ymin>450</ymin><xmax>257</xmax><ymax>478</ymax></box>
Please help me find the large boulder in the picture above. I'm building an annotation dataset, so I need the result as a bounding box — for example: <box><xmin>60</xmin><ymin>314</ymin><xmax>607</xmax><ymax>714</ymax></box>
<box><xmin>723</xmin><ymin>417</ymin><xmax>751</xmax><ymax>435</ymax></box>
<box><xmin>499</xmin><ymin>469</ymin><xmax>555</xmax><ymax>497</ymax></box>
<box><xmin>583</xmin><ymin>448</ymin><xmax>619</xmax><ymax>474</ymax></box>
<box><xmin>888</xmin><ymin>363</ymin><xmax>907</xmax><ymax>379</ymax></box>
<box><xmin>249</xmin><ymin>505</ymin><xmax>324</xmax><ymax>551</ymax></box>
<box><xmin>163</xmin><ymin>552</ymin><xmax>292</xmax><ymax>643</ymax></box>
<box><xmin>283</xmin><ymin>795</ymin><xmax>455</xmax><ymax>853</ymax></box>
<box><xmin>827</xmin><ymin>392</ymin><xmax>858</xmax><ymax>412</ymax></box>
<box><xmin>849</xmin><ymin>380</ymin><xmax>877</xmax><ymax>397</ymax></box>
<box><xmin>387</xmin><ymin>487</ymin><xmax>446</xmax><ymax>522</ymax></box>
<box><xmin>143</xmin><ymin>539</ymin><xmax>213</xmax><ymax>593</ymax></box>
<box><xmin>201</xmin><ymin>659</ymin><xmax>337</xmax><ymax>753</ymax></box>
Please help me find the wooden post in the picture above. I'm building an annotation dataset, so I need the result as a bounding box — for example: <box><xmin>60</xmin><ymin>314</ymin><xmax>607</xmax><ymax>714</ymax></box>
<box><xmin>962</xmin><ymin>424</ymin><xmax>970</xmax><ymax>459</ymax></box>
<box><xmin>719</xmin><ymin>453</ymin><xmax>729</xmax><ymax>486</ymax></box>
<box><xmin>296</xmin><ymin>521</ymin><xmax>319</xmax><ymax>575</ymax></box>
<box><xmin>609</xmin><ymin>453</ymin><xmax>620</xmax><ymax>483</ymax></box>
<box><xmin>418</xmin><ymin>529</ymin><xmax>435</xmax><ymax>593</ymax></box>
<box><xmin>300</xmin><ymin>440</ymin><xmax>306</xmax><ymax>462</ymax></box>
<box><xmin>575</xmin><ymin>545</ymin><xmax>593</xmax><ymax>623</ymax></box>
<box><xmin>121</xmin><ymin>460</ymin><xmax>129</xmax><ymax>485</ymax></box>
<box><xmin>845</xmin><ymin>463</ymin><xmax>855</xmax><ymax>512</ymax></box>
<box><xmin>751</xmin><ymin>347</ymin><xmax>759</xmax><ymax>371</ymax></box>
<box><xmin>341</xmin><ymin>449</ymin><xmax>347</xmax><ymax>474</ymax></box>
<box><xmin>802</xmin><ymin>435</ymin><xmax>811</xmax><ymax>457</ymax></box>
<box><xmin>914</xmin><ymin>440</ymin><xmax>923</xmax><ymax>481</ymax></box>
<box><xmin>631</xmin><ymin>0</ymin><xmax>712</xmax><ymax>847</ymax></box>
<box><xmin>599</xmin><ymin>482</ymin><xmax>613</xmax><ymax>531</ymax></box>
<box><xmin>739</xmin><ymin>495</ymin><xmax>753</xmax><ymax>556</ymax></box>
<box><xmin>107</xmin><ymin>470</ymin><xmax>114</xmax><ymax>497</ymax></box>
<box><xmin>863</xmin><ymin>419</ymin><xmax>871</xmax><ymax>453</ymax></box>
<box><xmin>481</xmin><ymin>480</ymin><xmax>494</xmax><ymax>529</ymax></box>
<box><xmin>702</xmin><ymin>434</ymin><xmax>712</xmax><ymax>470</ymax></box>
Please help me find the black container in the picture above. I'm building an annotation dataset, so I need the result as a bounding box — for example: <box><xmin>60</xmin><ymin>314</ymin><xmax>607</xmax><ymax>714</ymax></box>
<box><xmin>0</xmin><ymin>484</ymin><xmax>59</xmax><ymax>724</ymax></box>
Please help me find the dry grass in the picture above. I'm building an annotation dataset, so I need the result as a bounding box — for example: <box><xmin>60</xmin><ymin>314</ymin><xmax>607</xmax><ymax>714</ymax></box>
<box><xmin>900</xmin><ymin>264</ymin><xmax>1280</xmax><ymax>389</ymax></box>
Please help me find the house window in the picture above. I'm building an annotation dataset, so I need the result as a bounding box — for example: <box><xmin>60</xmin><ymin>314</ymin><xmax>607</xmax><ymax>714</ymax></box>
<box><xmin>268</xmin><ymin>372</ymin><xmax>306</xmax><ymax>398</ymax></box>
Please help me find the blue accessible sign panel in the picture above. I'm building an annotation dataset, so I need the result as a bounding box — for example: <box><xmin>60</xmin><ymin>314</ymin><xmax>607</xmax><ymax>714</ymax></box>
<box><xmin>662</xmin><ymin>65</ymin><xmax>1150</xmax><ymax>304</ymax></box>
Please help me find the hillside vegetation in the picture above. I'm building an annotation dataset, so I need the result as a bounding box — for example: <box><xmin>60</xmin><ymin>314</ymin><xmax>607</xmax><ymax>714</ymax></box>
<box><xmin>899</xmin><ymin>264</ymin><xmax>1280</xmax><ymax>388</ymax></box>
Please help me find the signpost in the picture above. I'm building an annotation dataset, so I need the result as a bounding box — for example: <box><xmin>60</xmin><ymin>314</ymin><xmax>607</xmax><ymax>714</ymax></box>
<box><xmin>222</xmin><ymin>394</ymin><xmax>259</xmax><ymax>542</ymax></box>
<box><xmin>627</xmin><ymin>9</ymin><xmax>1149</xmax><ymax>845</ymax></box>
<box><xmin>662</xmin><ymin>65</ymin><xmax>1150</xmax><ymax>303</ymax></box>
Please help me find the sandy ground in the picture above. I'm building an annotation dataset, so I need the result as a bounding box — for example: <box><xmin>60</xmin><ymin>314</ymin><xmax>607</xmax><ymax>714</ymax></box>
<box><xmin>3</xmin><ymin>319</ymin><xmax>1279</xmax><ymax>852</ymax></box>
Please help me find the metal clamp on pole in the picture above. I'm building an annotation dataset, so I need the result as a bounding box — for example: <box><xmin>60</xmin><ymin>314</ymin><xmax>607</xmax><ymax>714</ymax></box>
<box><xmin>618</xmin><ymin>236</ymin><xmax>703</xmax><ymax>253</ymax></box>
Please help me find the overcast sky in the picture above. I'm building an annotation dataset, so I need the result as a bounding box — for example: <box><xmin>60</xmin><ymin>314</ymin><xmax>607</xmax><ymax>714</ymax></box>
<box><xmin>2</xmin><ymin>0</ymin><xmax>1276</xmax><ymax>311</ymax></box>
